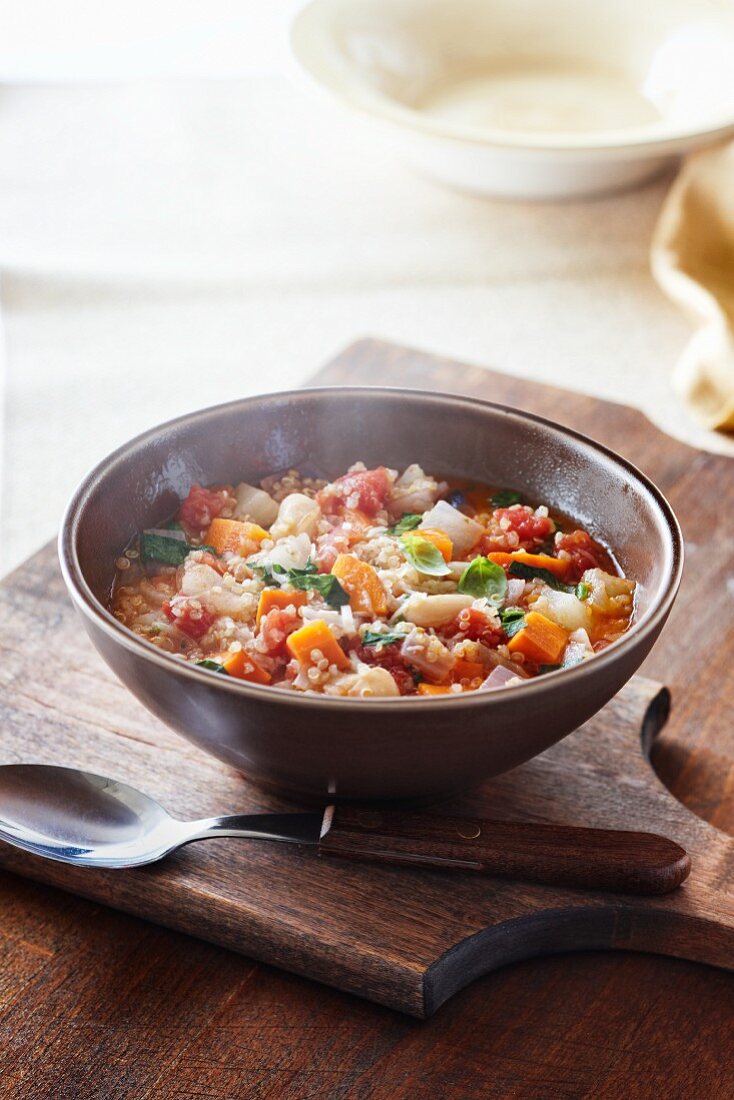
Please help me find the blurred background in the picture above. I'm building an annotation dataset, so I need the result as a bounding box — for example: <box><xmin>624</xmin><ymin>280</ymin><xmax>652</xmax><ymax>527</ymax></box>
<box><xmin>0</xmin><ymin>0</ymin><xmax>729</xmax><ymax>575</ymax></box>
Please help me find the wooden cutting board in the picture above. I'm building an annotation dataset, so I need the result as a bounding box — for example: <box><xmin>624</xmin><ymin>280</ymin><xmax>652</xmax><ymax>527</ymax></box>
<box><xmin>0</xmin><ymin>340</ymin><xmax>731</xmax><ymax>1019</ymax></box>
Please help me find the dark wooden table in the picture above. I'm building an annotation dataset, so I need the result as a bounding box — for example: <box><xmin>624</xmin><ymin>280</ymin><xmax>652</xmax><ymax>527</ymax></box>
<box><xmin>1</xmin><ymin>341</ymin><xmax>732</xmax><ymax>1099</ymax></box>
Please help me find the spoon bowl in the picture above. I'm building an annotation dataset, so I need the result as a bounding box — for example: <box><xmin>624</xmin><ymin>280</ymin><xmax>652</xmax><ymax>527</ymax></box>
<box><xmin>0</xmin><ymin>765</ymin><xmax>321</xmax><ymax>868</ymax></box>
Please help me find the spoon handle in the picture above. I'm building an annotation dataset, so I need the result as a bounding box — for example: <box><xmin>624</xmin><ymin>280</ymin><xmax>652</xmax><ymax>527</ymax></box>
<box><xmin>317</xmin><ymin>806</ymin><xmax>691</xmax><ymax>895</ymax></box>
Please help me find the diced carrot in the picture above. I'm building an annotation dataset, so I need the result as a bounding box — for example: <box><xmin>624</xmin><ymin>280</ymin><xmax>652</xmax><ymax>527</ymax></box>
<box><xmin>506</xmin><ymin>612</ymin><xmax>568</xmax><ymax>665</ymax></box>
<box><xmin>205</xmin><ymin>517</ymin><xmax>269</xmax><ymax>556</ymax></box>
<box><xmin>216</xmin><ymin>649</ymin><xmax>271</xmax><ymax>684</ymax></box>
<box><xmin>452</xmin><ymin>658</ymin><xmax>485</xmax><ymax>683</ymax></box>
<box><xmin>487</xmin><ymin>551</ymin><xmax>571</xmax><ymax>579</ymax></box>
<box><xmin>417</xmin><ymin>683</ymin><xmax>453</xmax><ymax>696</ymax></box>
<box><xmin>256</xmin><ymin>588</ymin><xmax>307</xmax><ymax>627</ymax></box>
<box><xmin>286</xmin><ymin>619</ymin><xmax>350</xmax><ymax>671</ymax></box>
<box><xmin>331</xmin><ymin>554</ymin><xmax>387</xmax><ymax>616</ymax></box>
<box><xmin>415</xmin><ymin>528</ymin><xmax>453</xmax><ymax>562</ymax></box>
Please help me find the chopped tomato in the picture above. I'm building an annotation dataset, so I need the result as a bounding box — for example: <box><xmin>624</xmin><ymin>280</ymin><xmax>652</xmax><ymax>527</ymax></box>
<box><xmin>317</xmin><ymin>467</ymin><xmax>391</xmax><ymax>516</ymax></box>
<box><xmin>163</xmin><ymin>600</ymin><xmax>215</xmax><ymax>640</ymax></box>
<box><xmin>555</xmin><ymin>530</ymin><xmax>603</xmax><ymax>580</ymax></box>
<box><xmin>314</xmin><ymin>528</ymin><xmax>358</xmax><ymax>572</ymax></box>
<box><xmin>491</xmin><ymin>506</ymin><xmax>554</xmax><ymax>548</ymax></box>
<box><xmin>446</xmin><ymin>608</ymin><xmax>503</xmax><ymax>649</ymax></box>
<box><xmin>314</xmin><ymin>508</ymin><xmax>375</xmax><ymax>572</ymax></box>
<box><xmin>256</xmin><ymin>605</ymin><xmax>303</xmax><ymax>658</ymax></box>
<box><xmin>179</xmin><ymin>484</ymin><xmax>230</xmax><ymax>535</ymax></box>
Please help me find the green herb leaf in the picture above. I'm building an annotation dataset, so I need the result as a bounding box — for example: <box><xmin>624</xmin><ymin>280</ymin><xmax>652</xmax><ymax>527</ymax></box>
<box><xmin>575</xmin><ymin>582</ymin><xmax>591</xmax><ymax>600</ymax></box>
<box><xmin>196</xmin><ymin>659</ymin><xmax>228</xmax><ymax>675</ymax></box>
<box><xmin>400</xmin><ymin>534</ymin><xmax>451</xmax><ymax>577</ymax></box>
<box><xmin>538</xmin><ymin>664</ymin><xmax>562</xmax><ymax>675</ymax></box>
<box><xmin>491</xmin><ymin>490</ymin><xmax>523</xmax><ymax>508</ymax></box>
<box><xmin>250</xmin><ymin>558</ymin><xmax>347</xmax><ymax>607</ymax></box>
<box><xmin>249</xmin><ymin>562</ymin><xmax>278</xmax><ymax>584</ymax></box>
<box><xmin>287</xmin><ymin>562</ymin><xmax>318</xmax><ymax>577</ymax></box>
<box><xmin>508</xmin><ymin>561</ymin><xmax>573</xmax><ymax>592</ymax></box>
<box><xmin>458</xmin><ymin>557</ymin><xmax>507</xmax><ymax>603</ymax></box>
<box><xmin>140</xmin><ymin>532</ymin><xmax>202</xmax><ymax>567</ymax></box>
<box><xmin>389</xmin><ymin>513</ymin><xmax>423</xmax><ymax>536</ymax></box>
<box><xmin>362</xmin><ymin>630</ymin><xmax>405</xmax><ymax>648</ymax></box>
<box><xmin>287</xmin><ymin>571</ymin><xmax>350</xmax><ymax>608</ymax></box>
<box><xmin>499</xmin><ymin>607</ymin><xmax>526</xmax><ymax>638</ymax></box>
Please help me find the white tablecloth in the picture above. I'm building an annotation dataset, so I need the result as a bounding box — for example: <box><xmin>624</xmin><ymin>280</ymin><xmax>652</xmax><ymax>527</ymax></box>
<box><xmin>0</xmin><ymin>71</ymin><xmax>730</xmax><ymax>575</ymax></box>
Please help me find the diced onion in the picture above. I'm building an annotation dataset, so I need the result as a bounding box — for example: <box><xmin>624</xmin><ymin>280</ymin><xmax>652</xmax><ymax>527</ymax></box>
<box><xmin>259</xmin><ymin>533</ymin><xmax>312</xmax><ymax>572</ymax></box>
<box><xmin>340</xmin><ymin>603</ymin><xmax>356</xmax><ymax>634</ymax></box>
<box><xmin>533</xmin><ymin>588</ymin><xmax>591</xmax><ymax>632</ymax></box>
<box><xmin>480</xmin><ymin>666</ymin><xmax>521</xmax><ymax>691</ymax></box>
<box><xmin>505</xmin><ymin>578</ymin><xmax>525</xmax><ymax>605</ymax></box>
<box><xmin>420</xmin><ymin>501</ymin><xmax>484</xmax><ymax>556</ymax></box>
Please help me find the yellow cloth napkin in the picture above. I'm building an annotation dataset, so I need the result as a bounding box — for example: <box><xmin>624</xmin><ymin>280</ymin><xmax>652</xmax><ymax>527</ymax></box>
<box><xmin>652</xmin><ymin>141</ymin><xmax>734</xmax><ymax>432</ymax></box>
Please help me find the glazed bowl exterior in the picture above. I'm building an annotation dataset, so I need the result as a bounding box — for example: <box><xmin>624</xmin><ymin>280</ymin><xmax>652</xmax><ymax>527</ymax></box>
<box><xmin>60</xmin><ymin>388</ymin><xmax>682</xmax><ymax>801</ymax></box>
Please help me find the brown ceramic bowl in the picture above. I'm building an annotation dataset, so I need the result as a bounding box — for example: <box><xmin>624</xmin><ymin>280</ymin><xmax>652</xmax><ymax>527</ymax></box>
<box><xmin>59</xmin><ymin>388</ymin><xmax>682</xmax><ymax>802</ymax></box>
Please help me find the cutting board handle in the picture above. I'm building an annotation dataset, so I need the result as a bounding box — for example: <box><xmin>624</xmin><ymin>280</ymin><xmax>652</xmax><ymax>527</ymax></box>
<box><xmin>318</xmin><ymin>806</ymin><xmax>691</xmax><ymax>895</ymax></box>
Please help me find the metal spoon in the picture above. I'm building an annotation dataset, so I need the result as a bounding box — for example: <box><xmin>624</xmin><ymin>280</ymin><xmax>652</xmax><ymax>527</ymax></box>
<box><xmin>0</xmin><ymin>764</ymin><xmax>691</xmax><ymax>893</ymax></box>
<box><xmin>0</xmin><ymin>764</ymin><xmax>321</xmax><ymax>869</ymax></box>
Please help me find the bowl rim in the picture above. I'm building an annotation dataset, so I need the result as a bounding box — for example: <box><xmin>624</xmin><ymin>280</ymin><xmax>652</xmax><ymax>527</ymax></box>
<box><xmin>59</xmin><ymin>385</ymin><xmax>684</xmax><ymax>711</ymax></box>
<box><xmin>289</xmin><ymin>0</ymin><xmax>734</xmax><ymax>155</ymax></box>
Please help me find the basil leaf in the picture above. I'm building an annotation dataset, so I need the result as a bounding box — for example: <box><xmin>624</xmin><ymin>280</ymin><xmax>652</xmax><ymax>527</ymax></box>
<box><xmin>251</xmin><ymin>559</ymin><xmax>315</xmax><ymax>584</ymax></box>
<box><xmin>491</xmin><ymin>490</ymin><xmax>523</xmax><ymax>508</ymax></box>
<box><xmin>538</xmin><ymin>664</ymin><xmax>562</xmax><ymax>675</ymax></box>
<box><xmin>389</xmin><ymin>513</ymin><xmax>423</xmax><ymax>536</ymax></box>
<box><xmin>400</xmin><ymin>534</ymin><xmax>451</xmax><ymax>577</ymax></box>
<box><xmin>250</xmin><ymin>558</ymin><xmax>347</xmax><ymax>607</ymax></box>
<box><xmin>508</xmin><ymin>561</ymin><xmax>573</xmax><ymax>592</ymax></box>
<box><xmin>499</xmin><ymin>607</ymin><xmax>526</xmax><ymax>638</ymax></box>
<box><xmin>287</xmin><ymin>562</ymin><xmax>318</xmax><ymax>577</ymax></box>
<box><xmin>250</xmin><ymin>562</ymin><xmax>279</xmax><ymax>584</ymax></box>
<box><xmin>287</xmin><ymin>572</ymin><xmax>350</xmax><ymax>608</ymax></box>
<box><xmin>575</xmin><ymin>582</ymin><xmax>591</xmax><ymax>600</ymax></box>
<box><xmin>362</xmin><ymin>630</ymin><xmax>405</xmax><ymax>647</ymax></box>
<box><xmin>140</xmin><ymin>532</ymin><xmax>201</xmax><ymax>566</ymax></box>
<box><xmin>196</xmin><ymin>659</ymin><xmax>228</xmax><ymax>675</ymax></box>
<box><xmin>458</xmin><ymin>557</ymin><xmax>507</xmax><ymax>603</ymax></box>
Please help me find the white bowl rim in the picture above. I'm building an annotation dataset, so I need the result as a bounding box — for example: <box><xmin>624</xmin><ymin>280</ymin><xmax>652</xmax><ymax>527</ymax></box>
<box><xmin>289</xmin><ymin>0</ymin><xmax>734</xmax><ymax>156</ymax></box>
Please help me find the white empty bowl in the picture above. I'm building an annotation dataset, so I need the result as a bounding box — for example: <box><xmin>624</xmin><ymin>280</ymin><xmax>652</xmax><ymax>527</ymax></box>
<box><xmin>290</xmin><ymin>0</ymin><xmax>734</xmax><ymax>199</ymax></box>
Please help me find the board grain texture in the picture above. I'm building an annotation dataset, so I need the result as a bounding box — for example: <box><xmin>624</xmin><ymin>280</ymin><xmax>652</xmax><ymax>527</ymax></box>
<box><xmin>0</xmin><ymin>340</ymin><xmax>732</xmax><ymax>1097</ymax></box>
